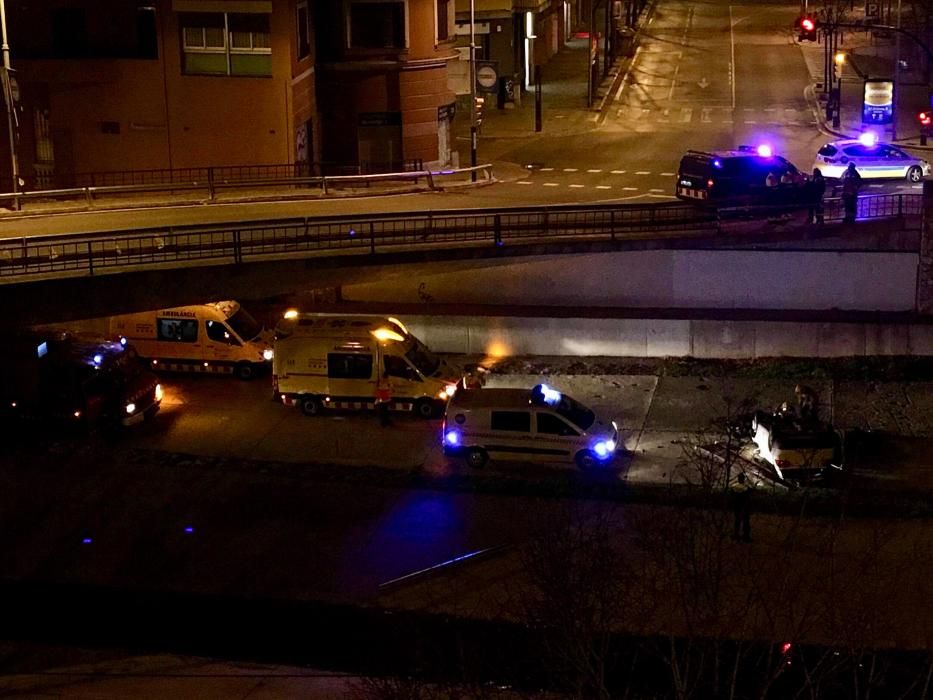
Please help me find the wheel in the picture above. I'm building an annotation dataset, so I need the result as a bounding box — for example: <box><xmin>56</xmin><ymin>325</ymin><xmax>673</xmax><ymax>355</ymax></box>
<box><xmin>300</xmin><ymin>396</ymin><xmax>322</xmax><ymax>417</ymax></box>
<box><xmin>575</xmin><ymin>450</ymin><xmax>598</xmax><ymax>470</ymax></box>
<box><xmin>465</xmin><ymin>448</ymin><xmax>488</xmax><ymax>469</ymax></box>
<box><xmin>907</xmin><ymin>165</ymin><xmax>924</xmax><ymax>183</ymax></box>
<box><xmin>414</xmin><ymin>398</ymin><xmax>438</xmax><ymax>419</ymax></box>
<box><xmin>235</xmin><ymin>362</ymin><xmax>255</xmax><ymax>381</ymax></box>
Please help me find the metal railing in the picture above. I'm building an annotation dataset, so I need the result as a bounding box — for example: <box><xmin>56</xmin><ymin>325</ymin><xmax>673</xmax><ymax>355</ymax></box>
<box><xmin>0</xmin><ymin>163</ymin><xmax>494</xmax><ymax>211</ymax></box>
<box><xmin>0</xmin><ymin>193</ymin><xmax>919</xmax><ymax>284</ymax></box>
<box><xmin>17</xmin><ymin>159</ymin><xmax>426</xmax><ymax>191</ymax></box>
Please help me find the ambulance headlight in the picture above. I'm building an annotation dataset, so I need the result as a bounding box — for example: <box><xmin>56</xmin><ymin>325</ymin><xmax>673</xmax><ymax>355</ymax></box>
<box><xmin>445</xmin><ymin>430</ymin><xmax>460</xmax><ymax>446</ymax></box>
<box><xmin>593</xmin><ymin>439</ymin><xmax>617</xmax><ymax>458</ymax></box>
<box><xmin>263</xmin><ymin>348</ymin><xmax>274</xmax><ymax>361</ymax></box>
<box><xmin>444</xmin><ymin>384</ymin><xmax>457</xmax><ymax>397</ymax></box>
<box><xmin>125</xmin><ymin>403</ymin><xmax>136</xmax><ymax>415</ymax></box>
<box><xmin>155</xmin><ymin>384</ymin><xmax>163</xmax><ymax>402</ymax></box>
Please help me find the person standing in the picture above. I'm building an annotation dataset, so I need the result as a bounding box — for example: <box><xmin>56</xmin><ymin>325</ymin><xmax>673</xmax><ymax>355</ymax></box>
<box><xmin>809</xmin><ymin>168</ymin><xmax>826</xmax><ymax>224</ymax></box>
<box><xmin>375</xmin><ymin>371</ymin><xmax>392</xmax><ymax>427</ymax></box>
<box><xmin>731</xmin><ymin>473</ymin><xmax>752</xmax><ymax>542</ymax></box>
<box><xmin>841</xmin><ymin>163</ymin><xmax>861</xmax><ymax>223</ymax></box>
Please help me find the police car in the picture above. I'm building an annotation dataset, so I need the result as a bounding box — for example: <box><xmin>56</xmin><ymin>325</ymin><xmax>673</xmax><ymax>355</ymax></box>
<box><xmin>812</xmin><ymin>134</ymin><xmax>931</xmax><ymax>182</ymax></box>
<box><xmin>676</xmin><ymin>144</ymin><xmax>808</xmax><ymax>206</ymax></box>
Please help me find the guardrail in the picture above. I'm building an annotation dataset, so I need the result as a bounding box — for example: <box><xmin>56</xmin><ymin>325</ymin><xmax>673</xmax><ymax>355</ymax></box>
<box><xmin>0</xmin><ymin>164</ymin><xmax>495</xmax><ymax>212</ymax></box>
<box><xmin>0</xmin><ymin>193</ymin><xmax>919</xmax><ymax>284</ymax></box>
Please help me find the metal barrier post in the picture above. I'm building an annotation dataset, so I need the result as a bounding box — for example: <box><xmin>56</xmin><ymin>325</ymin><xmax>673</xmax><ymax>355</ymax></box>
<box><xmin>610</xmin><ymin>210</ymin><xmax>616</xmax><ymax>242</ymax></box>
<box><xmin>233</xmin><ymin>230</ymin><xmax>242</xmax><ymax>264</ymax></box>
<box><xmin>494</xmin><ymin>214</ymin><xmax>502</xmax><ymax>246</ymax></box>
<box><xmin>208</xmin><ymin>167</ymin><xmax>216</xmax><ymax>201</ymax></box>
<box><xmin>370</xmin><ymin>222</ymin><xmax>375</xmax><ymax>254</ymax></box>
<box><xmin>322</xmin><ymin>176</ymin><xmax>328</xmax><ymax>196</ymax></box>
<box><xmin>426</xmin><ymin>170</ymin><xmax>435</xmax><ymax>190</ymax></box>
<box><xmin>85</xmin><ymin>188</ymin><xmax>93</xmax><ymax>208</ymax></box>
<box><xmin>899</xmin><ymin>194</ymin><xmax>903</xmax><ymax>217</ymax></box>
<box><xmin>87</xmin><ymin>241</ymin><xmax>94</xmax><ymax>276</ymax></box>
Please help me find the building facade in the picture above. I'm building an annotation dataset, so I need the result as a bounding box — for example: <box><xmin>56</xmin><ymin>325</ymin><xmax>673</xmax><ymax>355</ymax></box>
<box><xmin>0</xmin><ymin>0</ymin><xmax>459</xmax><ymax>188</ymax></box>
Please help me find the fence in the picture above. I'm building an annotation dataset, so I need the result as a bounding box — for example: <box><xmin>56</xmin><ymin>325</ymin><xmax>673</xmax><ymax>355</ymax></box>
<box><xmin>0</xmin><ymin>194</ymin><xmax>920</xmax><ymax>284</ymax></box>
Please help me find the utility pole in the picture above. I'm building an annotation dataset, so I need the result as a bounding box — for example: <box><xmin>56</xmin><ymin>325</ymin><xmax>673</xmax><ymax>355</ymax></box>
<box><xmin>0</xmin><ymin>0</ymin><xmax>20</xmax><ymax>209</ymax></box>
<box><xmin>469</xmin><ymin>0</ymin><xmax>477</xmax><ymax>181</ymax></box>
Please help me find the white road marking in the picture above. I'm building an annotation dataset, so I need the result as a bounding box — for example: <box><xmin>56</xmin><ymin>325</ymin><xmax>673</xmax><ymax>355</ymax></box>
<box><xmin>744</xmin><ymin>120</ymin><xmax>757</xmax><ymax>124</ymax></box>
<box><xmin>764</xmin><ymin>108</ymin><xmax>776</xmax><ymax>112</ymax></box>
<box><xmin>730</xmin><ymin>5</ymin><xmax>736</xmax><ymax>109</ymax></box>
<box><xmin>587</xmin><ymin>169</ymin><xmax>603</xmax><ymax>173</ymax></box>
<box><xmin>517</xmin><ymin>181</ymin><xmax>533</xmax><ymax>185</ymax></box>
<box><xmin>668</xmin><ymin>64</ymin><xmax>680</xmax><ymax>101</ymax></box>
<box><xmin>596</xmin><ymin>185</ymin><xmax>612</xmax><ymax>189</ymax></box>
<box><xmin>649</xmin><ymin>188</ymin><xmax>665</xmax><ymax>193</ymax></box>
<box><xmin>680</xmin><ymin>108</ymin><xmax>692</xmax><ymax>123</ymax></box>
<box><xmin>623</xmin><ymin>187</ymin><xmax>638</xmax><ymax>190</ymax></box>
<box><xmin>563</xmin><ymin>168</ymin><xmax>579</xmax><ymax>172</ymax></box>
<box><xmin>701</xmin><ymin>108</ymin><xmax>712</xmax><ymax>123</ymax></box>
<box><xmin>611</xmin><ymin>170</ymin><xmax>627</xmax><ymax>174</ymax></box>
<box><xmin>543</xmin><ymin>183</ymin><xmax>559</xmax><ymax>187</ymax></box>
<box><xmin>569</xmin><ymin>184</ymin><xmax>585</xmax><ymax>188</ymax></box>
<box><xmin>869</xmin><ymin>184</ymin><xmax>884</xmax><ymax>188</ymax></box>
<box><xmin>660</xmin><ymin>172</ymin><xmax>675</xmax><ymax>176</ymax></box>
<box><xmin>540</xmin><ymin>167</ymin><xmax>554</xmax><ymax>171</ymax></box>
<box><xmin>635</xmin><ymin>171</ymin><xmax>650</xmax><ymax>175</ymax></box>
<box><xmin>743</xmin><ymin>107</ymin><xmax>753</xmax><ymax>112</ymax></box>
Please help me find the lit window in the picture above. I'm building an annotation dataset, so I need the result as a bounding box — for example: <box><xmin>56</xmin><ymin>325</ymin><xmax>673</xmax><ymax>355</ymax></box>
<box><xmin>180</xmin><ymin>12</ymin><xmax>271</xmax><ymax>76</ymax></box>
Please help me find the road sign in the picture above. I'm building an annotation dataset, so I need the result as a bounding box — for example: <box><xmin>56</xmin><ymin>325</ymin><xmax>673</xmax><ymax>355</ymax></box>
<box><xmin>866</xmin><ymin>1</ymin><xmax>880</xmax><ymax>22</ymax></box>
<box><xmin>862</xmin><ymin>79</ymin><xmax>893</xmax><ymax>125</ymax></box>
<box><xmin>476</xmin><ymin>62</ymin><xmax>498</xmax><ymax>91</ymax></box>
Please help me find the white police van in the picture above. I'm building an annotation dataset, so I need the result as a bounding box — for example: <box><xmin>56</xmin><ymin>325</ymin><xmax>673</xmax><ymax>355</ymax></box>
<box><xmin>442</xmin><ymin>384</ymin><xmax>620</xmax><ymax>469</ymax></box>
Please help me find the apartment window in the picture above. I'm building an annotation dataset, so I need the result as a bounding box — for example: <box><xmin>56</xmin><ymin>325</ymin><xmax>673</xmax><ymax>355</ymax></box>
<box><xmin>51</xmin><ymin>7</ymin><xmax>88</xmax><ymax>57</ymax></box>
<box><xmin>180</xmin><ymin>12</ymin><xmax>271</xmax><ymax>76</ymax></box>
<box><xmin>349</xmin><ymin>1</ymin><xmax>405</xmax><ymax>49</ymax></box>
<box><xmin>436</xmin><ymin>0</ymin><xmax>451</xmax><ymax>41</ymax></box>
<box><xmin>297</xmin><ymin>1</ymin><xmax>311</xmax><ymax>59</ymax></box>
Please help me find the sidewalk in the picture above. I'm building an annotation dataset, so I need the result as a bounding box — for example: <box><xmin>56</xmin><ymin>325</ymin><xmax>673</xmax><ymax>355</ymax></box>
<box><xmin>799</xmin><ymin>12</ymin><xmax>933</xmax><ymax>150</ymax></box>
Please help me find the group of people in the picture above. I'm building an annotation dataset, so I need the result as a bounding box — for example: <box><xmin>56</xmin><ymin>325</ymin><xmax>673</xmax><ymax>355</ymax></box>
<box><xmin>765</xmin><ymin>162</ymin><xmax>862</xmax><ymax>225</ymax></box>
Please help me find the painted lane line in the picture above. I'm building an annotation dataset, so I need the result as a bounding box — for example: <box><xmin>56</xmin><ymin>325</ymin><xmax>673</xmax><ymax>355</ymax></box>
<box><xmin>668</xmin><ymin>63</ymin><xmax>680</xmax><ymax>101</ymax></box>
<box><xmin>540</xmin><ymin>167</ymin><xmax>554</xmax><ymax>171</ymax></box>
<box><xmin>680</xmin><ymin>108</ymin><xmax>692</xmax><ymax>123</ymax></box>
<box><xmin>563</xmin><ymin>168</ymin><xmax>579</xmax><ymax>172</ymax></box>
<box><xmin>622</xmin><ymin>187</ymin><xmax>638</xmax><ymax>191</ymax></box>
<box><xmin>543</xmin><ymin>183</ymin><xmax>559</xmax><ymax>187</ymax></box>
<box><xmin>660</xmin><ymin>172</ymin><xmax>675</xmax><ymax>176</ymax></box>
<box><xmin>517</xmin><ymin>181</ymin><xmax>533</xmax><ymax>185</ymax></box>
<box><xmin>730</xmin><ymin>5</ymin><xmax>736</xmax><ymax>109</ymax></box>
<box><xmin>744</xmin><ymin>120</ymin><xmax>757</xmax><ymax>124</ymax></box>
<box><xmin>587</xmin><ymin>169</ymin><xmax>603</xmax><ymax>173</ymax></box>
<box><xmin>596</xmin><ymin>185</ymin><xmax>611</xmax><ymax>189</ymax></box>
<box><xmin>611</xmin><ymin>170</ymin><xmax>627</xmax><ymax>174</ymax></box>
<box><xmin>569</xmin><ymin>184</ymin><xmax>585</xmax><ymax>188</ymax></box>
<box><xmin>649</xmin><ymin>188</ymin><xmax>665</xmax><ymax>193</ymax></box>
<box><xmin>635</xmin><ymin>171</ymin><xmax>651</xmax><ymax>175</ymax></box>
<box><xmin>701</xmin><ymin>107</ymin><xmax>712</xmax><ymax>123</ymax></box>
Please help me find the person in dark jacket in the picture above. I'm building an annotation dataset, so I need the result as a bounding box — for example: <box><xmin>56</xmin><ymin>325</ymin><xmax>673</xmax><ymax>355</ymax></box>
<box><xmin>809</xmin><ymin>168</ymin><xmax>826</xmax><ymax>224</ymax></box>
<box><xmin>841</xmin><ymin>163</ymin><xmax>861</xmax><ymax>223</ymax></box>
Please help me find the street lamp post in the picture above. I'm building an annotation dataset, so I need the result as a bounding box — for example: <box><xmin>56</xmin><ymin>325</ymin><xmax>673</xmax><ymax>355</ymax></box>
<box><xmin>834</xmin><ymin>51</ymin><xmax>845</xmax><ymax>129</ymax></box>
<box><xmin>469</xmin><ymin>0</ymin><xmax>477</xmax><ymax>181</ymax></box>
<box><xmin>0</xmin><ymin>0</ymin><xmax>19</xmax><ymax>209</ymax></box>
<box><xmin>893</xmin><ymin>0</ymin><xmax>901</xmax><ymax>140</ymax></box>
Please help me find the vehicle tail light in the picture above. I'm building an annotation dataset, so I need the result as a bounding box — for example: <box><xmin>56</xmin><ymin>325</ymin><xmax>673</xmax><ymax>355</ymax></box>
<box><xmin>707</xmin><ymin>179</ymin><xmax>714</xmax><ymax>188</ymax></box>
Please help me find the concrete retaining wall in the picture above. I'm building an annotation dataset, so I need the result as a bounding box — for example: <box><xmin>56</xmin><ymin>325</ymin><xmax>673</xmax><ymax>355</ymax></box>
<box><xmin>400</xmin><ymin>315</ymin><xmax>933</xmax><ymax>358</ymax></box>
<box><xmin>344</xmin><ymin>249</ymin><xmax>920</xmax><ymax>311</ymax></box>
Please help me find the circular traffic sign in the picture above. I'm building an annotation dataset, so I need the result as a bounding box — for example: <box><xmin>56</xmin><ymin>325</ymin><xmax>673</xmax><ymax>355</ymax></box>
<box><xmin>477</xmin><ymin>65</ymin><xmax>497</xmax><ymax>89</ymax></box>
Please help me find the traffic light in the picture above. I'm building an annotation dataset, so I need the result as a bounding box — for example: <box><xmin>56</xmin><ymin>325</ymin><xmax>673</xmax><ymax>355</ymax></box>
<box><xmin>797</xmin><ymin>16</ymin><xmax>818</xmax><ymax>41</ymax></box>
<box><xmin>919</xmin><ymin>112</ymin><xmax>932</xmax><ymax>144</ymax></box>
<box><xmin>473</xmin><ymin>95</ymin><xmax>485</xmax><ymax>128</ymax></box>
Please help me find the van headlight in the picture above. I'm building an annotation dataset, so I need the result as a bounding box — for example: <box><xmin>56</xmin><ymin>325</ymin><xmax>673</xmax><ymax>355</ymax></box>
<box><xmin>155</xmin><ymin>384</ymin><xmax>163</xmax><ymax>402</ymax></box>
<box><xmin>263</xmin><ymin>348</ymin><xmax>274</xmax><ymax>361</ymax></box>
<box><xmin>125</xmin><ymin>402</ymin><xmax>136</xmax><ymax>415</ymax></box>
<box><xmin>443</xmin><ymin>384</ymin><xmax>457</xmax><ymax>398</ymax></box>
